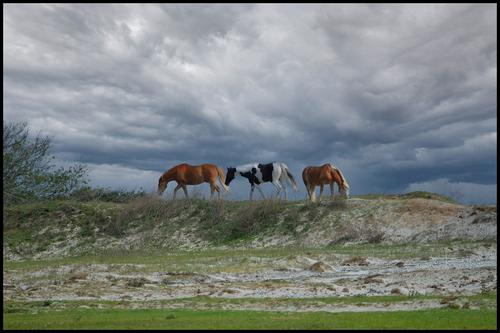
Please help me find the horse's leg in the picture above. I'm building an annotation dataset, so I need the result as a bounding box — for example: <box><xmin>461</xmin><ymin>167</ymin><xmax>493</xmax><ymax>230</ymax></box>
<box><xmin>330</xmin><ymin>182</ymin><xmax>335</xmax><ymax>199</ymax></box>
<box><xmin>182</xmin><ymin>185</ymin><xmax>188</xmax><ymax>198</ymax></box>
<box><xmin>319</xmin><ymin>184</ymin><xmax>324</xmax><ymax>201</ymax></box>
<box><xmin>304</xmin><ymin>182</ymin><xmax>311</xmax><ymax>200</ymax></box>
<box><xmin>310</xmin><ymin>185</ymin><xmax>317</xmax><ymax>202</ymax></box>
<box><xmin>214</xmin><ymin>184</ymin><xmax>221</xmax><ymax>199</ymax></box>
<box><xmin>210</xmin><ymin>184</ymin><xmax>215</xmax><ymax>199</ymax></box>
<box><xmin>256</xmin><ymin>184</ymin><xmax>266</xmax><ymax>199</ymax></box>
<box><xmin>249</xmin><ymin>184</ymin><xmax>255</xmax><ymax>200</ymax></box>
<box><xmin>277</xmin><ymin>179</ymin><xmax>286</xmax><ymax>200</ymax></box>
<box><xmin>173</xmin><ymin>183</ymin><xmax>182</xmax><ymax>200</ymax></box>
<box><xmin>277</xmin><ymin>171</ymin><xmax>286</xmax><ymax>200</ymax></box>
<box><xmin>209</xmin><ymin>183</ymin><xmax>220</xmax><ymax>200</ymax></box>
<box><xmin>272</xmin><ymin>180</ymin><xmax>282</xmax><ymax>199</ymax></box>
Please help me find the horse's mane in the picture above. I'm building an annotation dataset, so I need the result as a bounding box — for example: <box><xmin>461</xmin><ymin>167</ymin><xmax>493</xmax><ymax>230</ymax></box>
<box><xmin>236</xmin><ymin>163</ymin><xmax>258</xmax><ymax>173</ymax></box>
<box><xmin>329</xmin><ymin>163</ymin><xmax>349</xmax><ymax>188</ymax></box>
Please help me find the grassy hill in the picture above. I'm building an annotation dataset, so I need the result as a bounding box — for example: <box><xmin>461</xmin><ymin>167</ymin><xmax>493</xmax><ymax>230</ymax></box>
<box><xmin>3</xmin><ymin>191</ymin><xmax>497</xmax><ymax>330</ymax></box>
<box><xmin>3</xmin><ymin>192</ymin><xmax>496</xmax><ymax>261</ymax></box>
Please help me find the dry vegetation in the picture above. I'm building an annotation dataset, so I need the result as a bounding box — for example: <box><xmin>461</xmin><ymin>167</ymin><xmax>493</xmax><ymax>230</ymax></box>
<box><xmin>3</xmin><ymin>192</ymin><xmax>496</xmax><ymax>261</ymax></box>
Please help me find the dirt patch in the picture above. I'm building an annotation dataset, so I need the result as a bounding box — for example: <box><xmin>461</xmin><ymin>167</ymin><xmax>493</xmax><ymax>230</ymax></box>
<box><xmin>308</xmin><ymin>262</ymin><xmax>333</xmax><ymax>272</ymax></box>
<box><xmin>342</xmin><ymin>256</ymin><xmax>369</xmax><ymax>266</ymax></box>
<box><xmin>3</xmin><ymin>243</ymin><xmax>496</xmax><ymax>315</ymax></box>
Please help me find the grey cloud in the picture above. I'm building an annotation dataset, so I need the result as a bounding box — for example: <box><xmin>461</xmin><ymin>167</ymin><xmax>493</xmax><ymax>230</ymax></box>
<box><xmin>3</xmin><ymin>4</ymin><xmax>497</xmax><ymax>204</ymax></box>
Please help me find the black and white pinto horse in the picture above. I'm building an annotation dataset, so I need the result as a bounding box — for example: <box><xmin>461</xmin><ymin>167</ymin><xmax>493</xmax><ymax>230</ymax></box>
<box><xmin>225</xmin><ymin>162</ymin><xmax>298</xmax><ymax>200</ymax></box>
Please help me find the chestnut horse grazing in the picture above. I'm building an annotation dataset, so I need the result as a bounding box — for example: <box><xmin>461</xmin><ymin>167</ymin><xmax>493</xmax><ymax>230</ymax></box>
<box><xmin>302</xmin><ymin>163</ymin><xmax>350</xmax><ymax>202</ymax></box>
<box><xmin>157</xmin><ymin>163</ymin><xmax>230</xmax><ymax>199</ymax></box>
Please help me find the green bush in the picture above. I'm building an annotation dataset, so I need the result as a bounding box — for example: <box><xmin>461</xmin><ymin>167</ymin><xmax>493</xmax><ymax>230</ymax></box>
<box><xmin>3</xmin><ymin>121</ymin><xmax>88</xmax><ymax>205</ymax></box>
<box><xmin>200</xmin><ymin>199</ymin><xmax>285</xmax><ymax>243</ymax></box>
<box><xmin>69</xmin><ymin>186</ymin><xmax>146</xmax><ymax>203</ymax></box>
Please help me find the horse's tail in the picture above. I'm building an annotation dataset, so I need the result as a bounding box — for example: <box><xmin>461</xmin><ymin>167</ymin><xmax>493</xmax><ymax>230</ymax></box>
<box><xmin>301</xmin><ymin>167</ymin><xmax>308</xmax><ymax>187</ymax></box>
<box><xmin>280</xmin><ymin>163</ymin><xmax>298</xmax><ymax>191</ymax></box>
<box><xmin>216</xmin><ymin>166</ymin><xmax>230</xmax><ymax>192</ymax></box>
<box><xmin>302</xmin><ymin>167</ymin><xmax>312</xmax><ymax>200</ymax></box>
<box><xmin>329</xmin><ymin>163</ymin><xmax>349</xmax><ymax>189</ymax></box>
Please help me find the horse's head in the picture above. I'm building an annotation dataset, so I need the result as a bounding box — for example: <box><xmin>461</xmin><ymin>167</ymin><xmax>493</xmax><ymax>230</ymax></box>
<box><xmin>339</xmin><ymin>182</ymin><xmax>350</xmax><ymax>199</ymax></box>
<box><xmin>157</xmin><ymin>175</ymin><xmax>168</xmax><ymax>196</ymax></box>
<box><xmin>225</xmin><ymin>167</ymin><xmax>237</xmax><ymax>186</ymax></box>
<box><xmin>330</xmin><ymin>164</ymin><xmax>350</xmax><ymax>199</ymax></box>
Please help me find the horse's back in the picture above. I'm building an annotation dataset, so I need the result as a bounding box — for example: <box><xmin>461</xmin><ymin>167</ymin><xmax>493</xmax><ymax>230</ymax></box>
<box><xmin>303</xmin><ymin>165</ymin><xmax>325</xmax><ymax>177</ymax></box>
<box><xmin>168</xmin><ymin>163</ymin><xmax>219</xmax><ymax>184</ymax></box>
<box><xmin>176</xmin><ymin>163</ymin><xmax>217</xmax><ymax>172</ymax></box>
<box><xmin>200</xmin><ymin>163</ymin><xmax>220</xmax><ymax>178</ymax></box>
<box><xmin>200</xmin><ymin>163</ymin><xmax>219</xmax><ymax>170</ymax></box>
<box><xmin>303</xmin><ymin>164</ymin><xmax>334</xmax><ymax>185</ymax></box>
<box><xmin>172</xmin><ymin>163</ymin><xmax>191</xmax><ymax>172</ymax></box>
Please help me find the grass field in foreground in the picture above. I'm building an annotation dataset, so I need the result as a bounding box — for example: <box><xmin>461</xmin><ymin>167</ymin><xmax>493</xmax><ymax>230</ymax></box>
<box><xmin>3</xmin><ymin>307</ymin><xmax>497</xmax><ymax>330</ymax></box>
<box><xmin>3</xmin><ymin>292</ymin><xmax>497</xmax><ymax>312</ymax></box>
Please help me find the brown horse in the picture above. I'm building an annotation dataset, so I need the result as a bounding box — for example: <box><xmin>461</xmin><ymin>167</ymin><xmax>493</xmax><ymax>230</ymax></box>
<box><xmin>157</xmin><ymin>163</ymin><xmax>230</xmax><ymax>199</ymax></box>
<box><xmin>302</xmin><ymin>163</ymin><xmax>350</xmax><ymax>202</ymax></box>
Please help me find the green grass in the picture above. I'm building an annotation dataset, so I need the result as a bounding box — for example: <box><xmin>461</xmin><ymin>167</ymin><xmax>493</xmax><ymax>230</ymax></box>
<box><xmin>63</xmin><ymin>292</ymin><xmax>498</xmax><ymax>308</ymax></box>
<box><xmin>4</xmin><ymin>292</ymin><xmax>496</xmax><ymax>316</ymax></box>
<box><xmin>3</xmin><ymin>307</ymin><xmax>496</xmax><ymax>330</ymax></box>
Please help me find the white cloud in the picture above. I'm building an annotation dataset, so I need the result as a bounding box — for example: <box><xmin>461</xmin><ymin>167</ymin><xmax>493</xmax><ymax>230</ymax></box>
<box><xmin>86</xmin><ymin>163</ymin><xmax>159</xmax><ymax>192</ymax></box>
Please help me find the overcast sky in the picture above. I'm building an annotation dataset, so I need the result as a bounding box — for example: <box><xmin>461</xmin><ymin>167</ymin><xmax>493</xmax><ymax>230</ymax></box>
<box><xmin>3</xmin><ymin>3</ymin><xmax>497</xmax><ymax>203</ymax></box>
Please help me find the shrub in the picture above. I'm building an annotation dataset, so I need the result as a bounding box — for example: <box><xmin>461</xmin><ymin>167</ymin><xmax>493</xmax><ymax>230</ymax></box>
<box><xmin>201</xmin><ymin>199</ymin><xmax>285</xmax><ymax>243</ymax></box>
<box><xmin>69</xmin><ymin>186</ymin><xmax>146</xmax><ymax>203</ymax></box>
<box><xmin>3</xmin><ymin>121</ymin><xmax>88</xmax><ymax>205</ymax></box>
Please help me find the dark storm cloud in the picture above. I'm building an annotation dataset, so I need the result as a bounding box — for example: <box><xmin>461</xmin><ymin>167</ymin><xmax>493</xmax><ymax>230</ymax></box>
<box><xmin>3</xmin><ymin>4</ymin><xmax>497</xmax><ymax>203</ymax></box>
